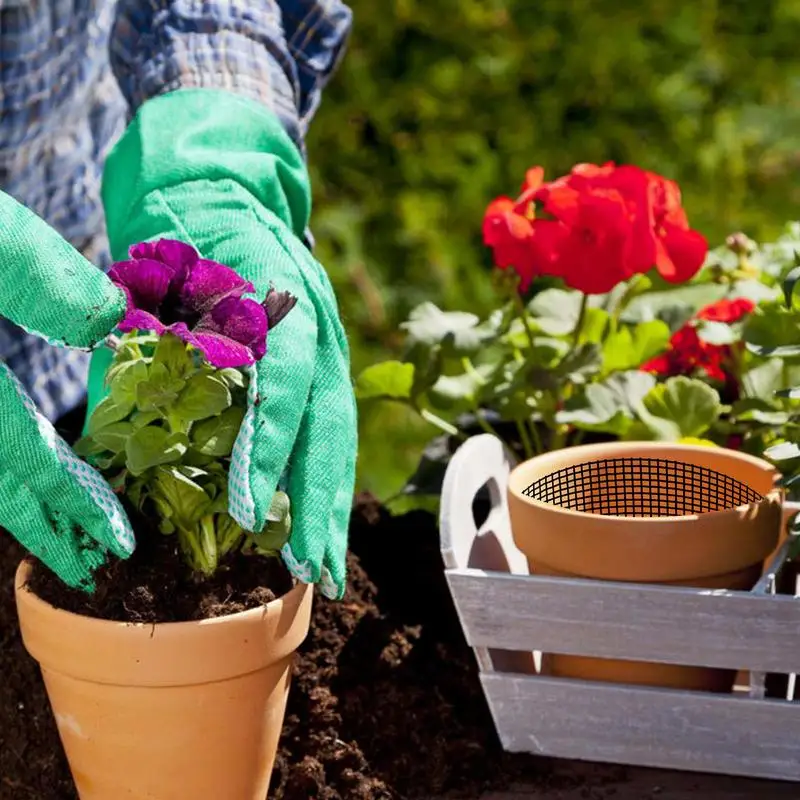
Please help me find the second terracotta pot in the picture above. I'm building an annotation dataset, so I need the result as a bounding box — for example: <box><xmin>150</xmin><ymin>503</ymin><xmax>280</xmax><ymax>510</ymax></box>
<box><xmin>15</xmin><ymin>560</ymin><xmax>313</xmax><ymax>800</ymax></box>
<box><xmin>508</xmin><ymin>442</ymin><xmax>782</xmax><ymax>692</ymax></box>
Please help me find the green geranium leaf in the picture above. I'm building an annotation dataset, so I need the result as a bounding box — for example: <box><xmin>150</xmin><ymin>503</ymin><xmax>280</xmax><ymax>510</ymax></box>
<box><xmin>741</xmin><ymin>359</ymin><xmax>785</xmax><ymax>399</ymax></box>
<box><xmin>578</xmin><ymin>308</ymin><xmax>612</xmax><ymax>345</ymax></box>
<box><xmin>557</xmin><ymin>343</ymin><xmax>602</xmax><ymax>384</ymax></box>
<box><xmin>355</xmin><ymin>361</ymin><xmax>416</xmax><ymax>401</ymax></box>
<box><xmin>730</xmin><ymin>398</ymin><xmax>789</xmax><ymax>425</ymax></box>
<box><xmin>602</xmin><ymin>320</ymin><xmax>670</xmax><ymax>374</ymax></box>
<box><xmin>765</xmin><ymin>441</ymin><xmax>800</xmax><ymax>461</ymax></box>
<box><xmin>744</xmin><ymin>304</ymin><xmax>800</xmax><ymax>358</ymax></box>
<box><xmin>191</xmin><ymin>406</ymin><xmax>246</xmax><ymax>456</ymax></box>
<box><xmin>87</xmin><ymin>395</ymin><xmax>134</xmax><ymax>435</ymax></box>
<box><xmin>125</xmin><ymin>425</ymin><xmax>189</xmax><ymax>476</ymax></box>
<box><xmin>559</xmin><ymin>371</ymin><xmax>656</xmax><ymax>434</ymax></box>
<box><xmin>402</xmin><ymin>302</ymin><xmax>493</xmax><ymax>354</ymax></box>
<box><xmin>696</xmin><ymin>320</ymin><xmax>739</xmax><ymax>346</ymax></box>
<box><xmin>527</xmin><ymin>288</ymin><xmax>584</xmax><ymax>336</ymax></box>
<box><xmin>428</xmin><ymin>370</ymin><xmax>484</xmax><ymax>410</ymax></box>
<box><xmin>91</xmin><ymin>422</ymin><xmax>135</xmax><ymax>454</ymax></box>
<box><xmin>152</xmin><ymin>332</ymin><xmax>194</xmax><ymax>379</ymax></box>
<box><xmin>635</xmin><ymin>376</ymin><xmax>722</xmax><ymax>440</ymax></box>
<box><xmin>173</xmin><ymin>373</ymin><xmax>232</xmax><ymax>422</ymax></box>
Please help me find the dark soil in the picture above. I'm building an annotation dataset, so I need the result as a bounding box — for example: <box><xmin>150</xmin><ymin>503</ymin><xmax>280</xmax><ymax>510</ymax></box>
<box><xmin>27</xmin><ymin>516</ymin><xmax>293</xmax><ymax>623</ymax></box>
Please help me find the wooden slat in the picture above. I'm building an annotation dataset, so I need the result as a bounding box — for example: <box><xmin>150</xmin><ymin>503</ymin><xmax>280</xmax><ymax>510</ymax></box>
<box><xmin>482</xmin><ymin>673</ymin><xmax>800</xmax><ymax>782</ymax></box>
<box><xmin>447</xmin><ymin>569</ymin><xmax>800</xmax><ymax>673</ymax></box>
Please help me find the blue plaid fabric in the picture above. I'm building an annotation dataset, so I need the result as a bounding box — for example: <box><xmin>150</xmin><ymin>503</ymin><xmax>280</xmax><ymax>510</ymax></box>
<box><xmin>0</xmin><ymin>0</ymin><xmax>351</xmax><ymax>421</ymax></box>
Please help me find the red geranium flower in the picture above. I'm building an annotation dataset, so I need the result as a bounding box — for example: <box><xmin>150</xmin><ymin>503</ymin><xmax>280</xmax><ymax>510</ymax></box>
<box><xmin>482</xmin><ymin>197</ymin><xmax>539</xmax><ymax>291</ymax></box>
<box><xmin>641</xmin><ymin>326</ymin><xmax>728</xmax><ymax>383</ymax></box>
<box><xmin>695</xmin><ymin>297</ymin><xmax>756</xmax><ymax>323</ymax></box>
<box><xmin>483</xmin><ymin>162</ymin><xmax>707</xmax><ymax>296</ymax></box>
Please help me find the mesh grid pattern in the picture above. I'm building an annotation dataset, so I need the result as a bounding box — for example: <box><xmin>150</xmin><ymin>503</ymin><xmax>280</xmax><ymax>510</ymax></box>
<box><xmin>522</xmin><ymin>457</ymin><xmax>762</xmax><ymax>517</ymax></box>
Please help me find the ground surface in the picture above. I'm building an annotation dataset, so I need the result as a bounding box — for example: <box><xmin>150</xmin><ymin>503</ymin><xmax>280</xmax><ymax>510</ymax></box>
<box><xmin>0</xmin><ymin>494</ymin><xmax>796</xmax><ymax>799</ymax></box>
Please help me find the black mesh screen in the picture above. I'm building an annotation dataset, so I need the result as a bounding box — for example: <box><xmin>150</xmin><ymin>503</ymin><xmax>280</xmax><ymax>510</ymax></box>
<box><xmin>522</xmin><ymin>457</ymin><xmax>762</xmax><ymax>517</ymax></box>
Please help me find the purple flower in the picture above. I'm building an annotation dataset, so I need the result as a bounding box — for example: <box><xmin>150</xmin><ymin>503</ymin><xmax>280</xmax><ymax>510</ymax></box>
<box><xmin>108</xmin><ymin>239</ymin><xmax>295</xmax><ymax>368</ymax></box>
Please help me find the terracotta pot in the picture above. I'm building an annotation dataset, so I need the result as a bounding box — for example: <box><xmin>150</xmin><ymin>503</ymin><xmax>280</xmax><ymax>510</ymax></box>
<box><xmin>508</xmin><ymin>442</ymin><xmax>782</xmax><ymax>692</ymax></box>
<box><xmin>15</xmin><ymin>559</ymin><xmax>313</xmax><ymax>800</ymax></box>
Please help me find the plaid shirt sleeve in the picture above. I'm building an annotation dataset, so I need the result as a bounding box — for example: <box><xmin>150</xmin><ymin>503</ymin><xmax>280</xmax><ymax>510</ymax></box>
<box><xmin>109</xmin><ymin>0</ymin><xmax>353</xmax><ymax>157</ymax></box>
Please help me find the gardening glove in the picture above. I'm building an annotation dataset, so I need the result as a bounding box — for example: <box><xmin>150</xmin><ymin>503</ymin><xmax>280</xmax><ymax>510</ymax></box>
<box><xmin>0</xmin><ymin>192</ymin><xmax>135</xmax><ymax>587</ymax></box>
<box><xmin>87</xmin><ymin>89</ymin><xmax>356</xmax><ymax>599</ymax></box>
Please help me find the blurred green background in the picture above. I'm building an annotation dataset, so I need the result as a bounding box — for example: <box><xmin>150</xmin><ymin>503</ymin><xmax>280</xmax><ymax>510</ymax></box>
<box><xmin>305</xmin><ymin>0</ymin><xmax>800</xmax><ymax>502</ymax></box>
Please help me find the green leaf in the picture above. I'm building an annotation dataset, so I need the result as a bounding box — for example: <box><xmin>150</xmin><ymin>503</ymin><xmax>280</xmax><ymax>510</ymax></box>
<box><xmin>87</xmin><ymin>395</ymin><xmax>134</xmax><ymax>435</ymax></box>
<box><xmin>741</xmin><ymin>359</ymin><xmax>785</xmax><ymax>399</ymax></box>
<box><xmin>217</xmin><ymin>368</ymin><xmax>248</xmax><ymax>390</ymax></box>
<box><xmin>696</xmin><ymin>320</ymin><xmax>739</xmax><ymax>346</ymax></box>
<box><xmin>765</xmin><ymin>442</ymin><xmax>800</xmax><ymax>461</ymax></box>
<box><xmin>107</xmin><ymin>359</ymin><xmax>149</xmax><ymax>406</ymax></box>
<box><xmin>401</xmin><ymin>302</ymin><xmax>493</xmax><ymax>354</ymax></box>
<box><xmin>248</xmin><ymin>491</ymin><xmax>292</xmax><ymax>552</ymax></box>
<box><xmin>152</xmin><ymin>332</ymin><xmax>194</xmax><ymax>378</ymax></box>
<box><xmin>73</xmin><ymin>435</ymin><xmax>106</xmax><ymax>459</ymax></box>
<box><xmin>602</xmin><ymin>320</ymin><xmax>670</xmax><ymax>374</ymax></box>
<box><xmin>526</xmin><ymin>288</ymin><xmax>584</xmax><ymax>336</ymax></box>
<box><xmin>151</xmin><ymin>466</ymin><xmax>212</xmax><ymax>527</ymax></box>
<box><xmin>744</xmin><ymin>304</ymin><xmax>800</xmax><ymax>358</ymax></box>
<box><xmin>783</xmin><ymin>262</ymin><xmax>800</xmax><ymax>309</ymax></box>
<box><xmin>730</xmin><ymin>398</ymin><xmax>789</xmax><ymax>425</ymax></box>
<box><xmin>136</xmin><ymin>362</ymin><xmax>185</xmax><ymax>411</ymax></box>
<box><xmin>91</xmin><ymin>422</ymin><xmax>134</xmax><ymax>454</ymax></box>
<box><xmin>355</xmin><ymin>361</ymin><xmax>416</xmax><ymax>401</ymax></box>
<box><xmin>635</xmin><ymin>376</ymin><xmax>722</xmax><ymax>440</ymax></box>
<box><xmin>191</xmin><ymin>406</ymin><xmax>246</xmax><ymax>456</ymax></box>
<box><xmin>557</xmin><ymin>343</ymin><xmax>602</xmax><ymax>384</ymax></box>
<box><xmin>130</xmin><ymin>410</ymin><xmax>163</xmax><ymax>430</ymax></box>
<box><xmin>558</xmin><ymin>371</ymin><xmax>656</xmax><ymax>435</ymax></box>
<box><xmin>428</xmin><ymin>371</ymin><xmax>484</xmax><ymax>410</ymax></box>
<box><xmin>173</xmin><ymin>374</ymin><xmax>232</xmax><ymax>422</ymax></box>
<box><xmin>577</xmin><ymin>307</ymin><xmax>612</xmax><ymax>345</ymax></box>
<box><xmin>125</xmin><ymin>425</ymin><xmax>189</xmax><ymax>476</ymax></box>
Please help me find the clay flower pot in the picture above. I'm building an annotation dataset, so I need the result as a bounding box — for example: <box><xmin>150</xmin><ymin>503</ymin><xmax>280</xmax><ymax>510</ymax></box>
<box><xmin>508</xmin><ymin>442</ymin><xmax>782</xmax><ymax>692</ymax></box>
<box><xmin>14</xmin><ymin>559</ymin><xmax>313</xmax><ymax>800</ymax></box>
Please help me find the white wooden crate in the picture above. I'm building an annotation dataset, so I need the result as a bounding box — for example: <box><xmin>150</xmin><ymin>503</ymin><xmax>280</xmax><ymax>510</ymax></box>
<box><xmin>439</xmin><ymin>434</ymin><xmax>800</xmax><ymax>783</ymax></box>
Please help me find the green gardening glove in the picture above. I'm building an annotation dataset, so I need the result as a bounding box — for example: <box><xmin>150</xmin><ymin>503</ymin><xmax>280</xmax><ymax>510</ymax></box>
<box><xmin>0</xmin><ymin>192</ymin><xmax>135</xmax><ymax>588</ymax></box>
<box><xmin>88</xmin><ymin>90</ymin><xmax>356</xmax><ymax>599</ymax></box>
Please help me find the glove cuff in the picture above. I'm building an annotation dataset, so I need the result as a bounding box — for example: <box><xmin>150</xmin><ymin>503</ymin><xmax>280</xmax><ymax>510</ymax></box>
<box><xmin>101</xmin><ymin>89</ymin><xmax>312</xmax><ymax>256</ymax></box>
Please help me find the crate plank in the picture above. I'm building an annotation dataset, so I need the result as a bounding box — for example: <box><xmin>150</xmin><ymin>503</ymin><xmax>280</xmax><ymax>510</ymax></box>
<box><xmin>447</xmin><ymin>569</ymin><xmax>800</xmax><ymax>673</ymax></box>
<box><xmin>482</xmin><ymin>673</ymin><xmax>800</xmax><ymax>782</ymax></box>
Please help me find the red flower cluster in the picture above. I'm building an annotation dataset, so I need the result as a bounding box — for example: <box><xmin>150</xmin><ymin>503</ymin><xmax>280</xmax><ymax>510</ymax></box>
<box><xmin>482</xmin><ymin>163</ymin><xmax>708</xmax><ymax>294</ymax></box>
<box><xmin>640</xmin><ymin>297</ymin><xmax>755</xmax><ymax>384</ymax></box>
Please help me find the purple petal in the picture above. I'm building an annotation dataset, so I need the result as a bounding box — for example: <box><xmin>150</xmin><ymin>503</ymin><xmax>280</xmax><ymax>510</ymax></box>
<box><xmin>118</xmin><ymin>309</ymin><xmax>167</xmax><ymax>335</ymax></box>
<box><xmin>180</xmin><ymin>260</ymin><xmax>255</xmax><ymax>315</ymax></box>
<box><xmin>211</xmin><ymin>297</ymin><xmax>267</xmax><ymax>356</ymax></box>
<box><xmin>129</xmin><ymin>242</ymin><xmax>158</xmax><ymax>260</ymax></box>
<box><xmin>108</xmin><ymin>259</ymin><xmax>172</xmax><ymax>312</ymax></box>
<box><xmin>191</xmin><ymin>331</ymin><xmax>256</xmax><ymax>368</ymax></box>
<box><xmin>155</xmin><ymin>240</ymin><xmax>198</xmax><ymax>271</ymax></box>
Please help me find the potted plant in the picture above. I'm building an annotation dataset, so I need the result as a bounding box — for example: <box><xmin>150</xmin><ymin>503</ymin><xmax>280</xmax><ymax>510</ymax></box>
<box><xmin>355</xmin><ymin>161</ymin><xmax>800</xmax><ymax>691</ymax></box>
<box><xmin>15</xmin><ymin>241</ymin><xmax>311</xmax><ymax>800</ymax></box>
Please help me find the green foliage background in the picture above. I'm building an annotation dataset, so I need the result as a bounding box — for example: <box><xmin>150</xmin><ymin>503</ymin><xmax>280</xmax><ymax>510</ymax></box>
<box><xmin>305</xmin><ymin>0</ymin><xmax>800</xmax><ymax>501</ymax></box>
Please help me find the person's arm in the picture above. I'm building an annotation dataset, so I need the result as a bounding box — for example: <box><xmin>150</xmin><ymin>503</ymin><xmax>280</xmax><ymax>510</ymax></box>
<box><xmin>109</xmin><ymin>0</ymin><xmax>352</xmax><ymax>158</ymax></box>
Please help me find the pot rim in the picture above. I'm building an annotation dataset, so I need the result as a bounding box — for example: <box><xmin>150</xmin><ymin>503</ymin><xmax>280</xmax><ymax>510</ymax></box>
<box><xmin>508</xmin><ymin>440</ymin><xmax>781</xmax><ymax>525</ymax></box>
<box><xmin>15</xmin><ymin>557</ymin><xmax>306</xmax><ymax>631</ymax></box>
<box><xmin>15</xmin><ymin>558</ymin><xmax>314</xmax><ymax>686</ymax></box>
